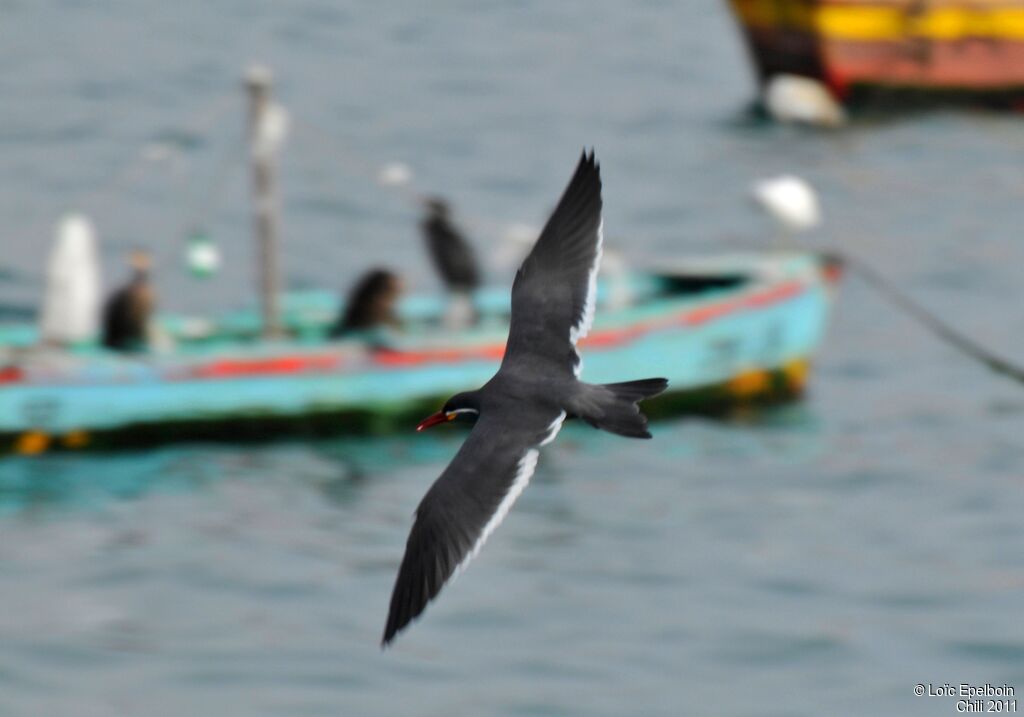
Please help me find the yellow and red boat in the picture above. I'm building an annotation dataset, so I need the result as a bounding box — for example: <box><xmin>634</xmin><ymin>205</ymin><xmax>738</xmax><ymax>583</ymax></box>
<box><xmin>727</xmin><ymin>0</ymin><xmax>1024</xmax><ymax>105</ymax></box>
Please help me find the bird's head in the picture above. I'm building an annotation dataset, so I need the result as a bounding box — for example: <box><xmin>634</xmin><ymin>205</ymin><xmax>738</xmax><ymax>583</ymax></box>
<box><xmin>424</xmin><ymin>196</ymin><xmax>450</xmax><ymax>217</ymax></box>
<box><xmin>416</xmin><ymin>391</ymin><xmax>480</xmax><ymax>431</ymax></box>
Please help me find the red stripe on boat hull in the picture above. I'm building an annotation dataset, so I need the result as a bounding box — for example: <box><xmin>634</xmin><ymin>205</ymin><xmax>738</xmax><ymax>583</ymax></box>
<box><xmin>182</xmin><ymin>354</ymin><xmax>344</xmax><ymax>380</ymax></box>
<box><xmin>5</xmin><ymin>278</ymin><xmax>815</xmax><ymax>384</ymax></box>
<box><xmin>369</xmin><ymin>280</ymin><xmax>808</xmax><ymax>369</ymax></box>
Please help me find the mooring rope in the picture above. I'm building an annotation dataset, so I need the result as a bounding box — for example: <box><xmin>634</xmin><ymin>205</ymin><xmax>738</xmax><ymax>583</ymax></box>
<box><xmin>179</xmin><ymin>124</ymin><xmax>247</xmax><ymax>237</ymax></box>
<box><xmin>724</xmin><ymin>222</ymin><xmax>1024</xmax><ymax>388</ymax></box>
<box><xmin>843</xmin><ymin>253</ymin><xmax>1024</xmax><ymax>386</ymax></box>
<box><xmin>84</xmin><ymin>89</ymin><xmax>240</xmax><ymax>220</ymax></box>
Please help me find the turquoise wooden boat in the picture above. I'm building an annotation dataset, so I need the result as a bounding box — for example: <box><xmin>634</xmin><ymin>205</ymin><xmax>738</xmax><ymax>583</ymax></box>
<box><xmin>0</xmin><ymin>252</ymin><xmax>841</xmax><ymax>454</ymax></box>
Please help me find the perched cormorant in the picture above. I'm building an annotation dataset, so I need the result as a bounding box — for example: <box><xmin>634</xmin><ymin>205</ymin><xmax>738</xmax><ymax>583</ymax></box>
<box><xmin>102</xmin><ymin>251</ymin><xmax>154</xmax><ymax>352</ymax></box>
<box><xmin>421</xmin><ymin>198</ymin><xmax>481</xmax><ymax>328</ymax></box>
<box><xmin>331</xmin><ymin>268</ymin><xmax>403</xmax><ymax>339</ymax></box>
<box><xmin>421</xmin><ymin>197</ymin><xmax>480</xmax><ymax>292</ymax></box>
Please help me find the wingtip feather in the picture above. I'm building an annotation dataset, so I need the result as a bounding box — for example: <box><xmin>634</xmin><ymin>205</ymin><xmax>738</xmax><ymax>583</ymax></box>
<box><xmin>577</xmin><ymin>147</ymin><xmax>599</xmax><ymax>175</ymax></box>
<box><xmin>381</xmin><ymin>620</ymin><xmax>396</xmax><ymax>648</ymax></box>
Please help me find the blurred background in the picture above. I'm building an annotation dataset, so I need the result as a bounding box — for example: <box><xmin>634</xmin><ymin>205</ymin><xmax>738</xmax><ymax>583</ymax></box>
<box><xmin>1</xmin><ymin>1</ymin><xmax>1023</xmax><ymax>715</ymax></box>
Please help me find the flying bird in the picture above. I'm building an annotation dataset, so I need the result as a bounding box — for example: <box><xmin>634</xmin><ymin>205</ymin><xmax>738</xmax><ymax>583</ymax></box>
<box><xmin>383</xmin><ymin>151</ymin><xmax>667</xmax><ymax>646</ymax></box>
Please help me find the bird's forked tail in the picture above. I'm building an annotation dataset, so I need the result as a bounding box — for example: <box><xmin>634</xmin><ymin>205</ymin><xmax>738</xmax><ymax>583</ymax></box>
<box><xmin>570</xmin><ymin>378</ymin><xmax>668</xmax><ymax>439</ymax></box>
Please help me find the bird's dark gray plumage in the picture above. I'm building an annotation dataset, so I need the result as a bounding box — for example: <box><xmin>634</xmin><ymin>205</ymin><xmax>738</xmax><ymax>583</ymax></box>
<box><xmin>383</xmin><ymin>151</ymin><xmax>667</xmax><ymax>646</ymax></box>
<box><xmin>102</xmin><ymin>257</ymin><xmax>153</xmax><ymax>353</ymax></box>
<box><xmin>421</xmin><ymin>198</ymin><xmax>481</xmax><ymax>292</ymax></box>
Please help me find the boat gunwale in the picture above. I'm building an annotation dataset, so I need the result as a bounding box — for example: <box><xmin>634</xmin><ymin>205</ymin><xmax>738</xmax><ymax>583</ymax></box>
<box><xmin>0</xmin><ymin>265</ymin><xmax>825</xmax><ymax>388</ymax></box>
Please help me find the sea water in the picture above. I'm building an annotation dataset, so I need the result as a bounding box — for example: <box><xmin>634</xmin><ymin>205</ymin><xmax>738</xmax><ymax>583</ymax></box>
<box><xmin>1</xmin><ymin>2</ymin><xmax>1023</xmax><ymax>715</ymax></box>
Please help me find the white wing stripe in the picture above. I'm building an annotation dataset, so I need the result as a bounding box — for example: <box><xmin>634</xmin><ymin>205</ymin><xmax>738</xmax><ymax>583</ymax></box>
<box><xmin>540</xmin><ymin>411</ymin><xmax>567</xmax><ymax>446</ymax></box>
<box><xmin>451</xmin><ymin>412</ymin><xmax>566</xmax><ymax>581</ymax></box>
<box><xmin>451</xmin><ymin>449</ymin><xmax>537</xmax><ymax>581</ymax></box>
<box><xmin>568</xmin><ymin>217</ymin><xmax>603</xmax><ymax>349</ymax></box>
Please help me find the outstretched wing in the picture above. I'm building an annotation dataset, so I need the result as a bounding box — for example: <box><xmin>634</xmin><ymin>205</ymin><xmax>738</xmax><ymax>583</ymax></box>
<box><xmin>502</xmin><ymin>151</ymin><xmax>603</xmax><ymax>378</ymax></box>
<box><xmin>382</xmin><ymin>405</ymin><xmax>565</xmax><ymax>646</ymax></box>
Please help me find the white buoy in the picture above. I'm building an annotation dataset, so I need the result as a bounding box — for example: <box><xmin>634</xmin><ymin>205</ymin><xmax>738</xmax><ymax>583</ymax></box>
<box><xmin>752</xmin><ymin>175</ymin><xmax>821</xmax><ymax>233</ymax></box>
<box><xmin>39</xmin><ymin>214</ymin><xmax>102</xmax><ymax>346</ymax></box>
<box><xmin>763</xmin><ymin>74</ymin><xmax>846</xmax><ymax>128</ymax></box>
<box><xmin>377</xmin><ymin>162</ymin><xmax>413</xmax><ymax>187</ymax></box>
<box><xmin>186</xmin><ymin>232</ymin><xmax>221</xmax><ymax>277</ymax></box>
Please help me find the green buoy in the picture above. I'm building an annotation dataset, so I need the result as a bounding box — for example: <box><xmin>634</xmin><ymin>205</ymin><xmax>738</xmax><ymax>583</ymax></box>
<box><xmin>186</xmin><ymin>230</ymin><xmax>221</xmax><ymax>278</ymax></box>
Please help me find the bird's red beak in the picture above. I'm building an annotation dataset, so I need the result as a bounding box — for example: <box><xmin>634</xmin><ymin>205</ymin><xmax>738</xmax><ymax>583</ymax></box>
<box><xmin>416</xmin><ymin>411</ymin><xmax>453</xmax><ymax>431</ymax></box>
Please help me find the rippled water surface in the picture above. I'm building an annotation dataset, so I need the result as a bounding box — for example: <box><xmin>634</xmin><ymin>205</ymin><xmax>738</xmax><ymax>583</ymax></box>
<box><xmin>2</xmin><ymin>2</ymin><xmax>1024</xmax><ymax>715</ymax></box>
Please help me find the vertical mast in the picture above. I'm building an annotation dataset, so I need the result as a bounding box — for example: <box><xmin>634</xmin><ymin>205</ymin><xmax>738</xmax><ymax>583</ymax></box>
<box><xmin>245</xmin><ymin>65</ymin><xmax>283</xmax><ymax>339</ymax></box>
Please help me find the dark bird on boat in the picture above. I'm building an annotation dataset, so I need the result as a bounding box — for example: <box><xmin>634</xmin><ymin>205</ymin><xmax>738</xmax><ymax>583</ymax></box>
<box><xmin>421</xmin><ymin>197</ymin><xmax>481</xmax><ymax>293</ymax></box>
<box><xmin>382</xmin><ymin>152</ymin><xmax>668</xmax><ymax>646</ymax></box>
<box><xmin>331</xmin><ymin>268</ymin><xmax>404</xmax><ymax>339</ymax></box>
<box><xmin>102</xmin><ymin>250</ymin><xmax>154</xmax><ymax>352</ymax></box>
<box><xmin>421</xmin><ymin>197</ymin><xmax>481</xmax><ymax>328</ymax></box>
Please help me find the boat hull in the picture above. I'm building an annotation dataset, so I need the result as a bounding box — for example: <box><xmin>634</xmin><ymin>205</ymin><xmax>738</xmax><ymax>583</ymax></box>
<box><xmin>728</xmin><ymin>0</ymin><xmax>1024</xmax><ymax>106</ymax></box>
<box><xmin>0</xmin><ymin>253</ymin><xmax>840</xmax><ymax>454</ymax></box>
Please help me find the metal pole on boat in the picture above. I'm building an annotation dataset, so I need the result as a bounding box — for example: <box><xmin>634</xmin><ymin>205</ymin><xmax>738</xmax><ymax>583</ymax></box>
<box><xmin>245</xmin><ymin>65</ymin><xmax>283</xmax><ymax>339</ymax></box>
